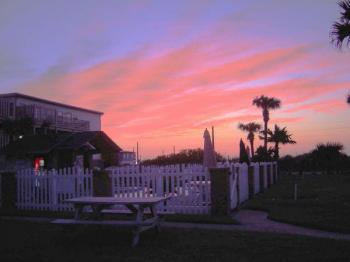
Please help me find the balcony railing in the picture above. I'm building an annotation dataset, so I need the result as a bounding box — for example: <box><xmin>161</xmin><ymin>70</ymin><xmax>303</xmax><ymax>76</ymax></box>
<box><xmin>15</xmin><ymin>105</ymin><xmax>90</xmax><ymax>132</ymax></box>
<box><xmin>55</xmin><ymin>119</ymin><xmax>90</xmax><ymax>132</ymax></box>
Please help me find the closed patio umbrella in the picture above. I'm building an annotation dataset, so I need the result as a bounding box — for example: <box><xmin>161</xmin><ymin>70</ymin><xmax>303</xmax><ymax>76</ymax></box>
<box><xmin>203</xmin><ymin>128</ymin><xmax>217</xmax><ymax>168</ymax></box>
<box><xmin>246</xmin><ymin>145</ymin><xmax>251</xmax><ymax>161</ymax></box>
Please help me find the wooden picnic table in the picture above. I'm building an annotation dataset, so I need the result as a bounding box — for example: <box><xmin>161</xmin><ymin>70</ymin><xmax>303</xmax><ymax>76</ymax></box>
<box><xmin>53</xmin><ymin>196</ymin><xmax>171</xmax><ymax>247</ymax></box>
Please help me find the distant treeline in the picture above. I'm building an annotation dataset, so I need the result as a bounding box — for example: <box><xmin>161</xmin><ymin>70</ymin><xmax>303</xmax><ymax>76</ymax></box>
<box><xmin>142</xmin><ymin>148</ymin><xmax>226</xmax><ymax>166</ymax></box>
<box><xmin>142</xmin><ymin>143</ymin><xmax>350</xmax><ymax>174</ymax></box>
<box><xmin>279</xmin><ymin>142</ymin><xmax>350</xmax><ymax>174</ymax></box>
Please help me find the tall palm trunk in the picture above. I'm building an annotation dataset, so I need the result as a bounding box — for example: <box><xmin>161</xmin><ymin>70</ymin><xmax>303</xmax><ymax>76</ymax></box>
<box><xmin>249</xmin><ymin>138</ymin><xmax>254</xmax><ymax>158</ymax></box>
<box><xmin>274</xmin><ymin>142</ymin><xmax>279</xmax><ymax>160</ymax></box>
<box><xmin>263</xmin><ymin>120</ymin><xmax>268</xmax><ymax>150</ymax></box>
<box><xmin>263</xmin><ymin>108</ymin><xmax>269</xmax><ymax>152</ymax></box>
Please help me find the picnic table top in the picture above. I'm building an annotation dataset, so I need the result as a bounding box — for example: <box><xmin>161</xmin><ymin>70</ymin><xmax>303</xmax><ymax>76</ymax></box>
<box><xmin>65</xmin><ymin>196</ymin><xmax>171</xmax><ymax>205</ymax></box>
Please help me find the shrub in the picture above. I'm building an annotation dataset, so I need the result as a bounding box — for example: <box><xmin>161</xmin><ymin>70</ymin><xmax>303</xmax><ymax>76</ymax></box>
<box><xmin>93</xmin><ymin>170</ymin><xmax>112</xmax><ymax>197</ymax></box>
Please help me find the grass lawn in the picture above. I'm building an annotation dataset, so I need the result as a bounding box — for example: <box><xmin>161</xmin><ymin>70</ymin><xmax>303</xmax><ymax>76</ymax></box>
<box><xmin>1</xmin><ymin>219</ymin><xmax>349</xmax><ymax>262</ymax></box>
<box><xmin>0</xmin><ymin>209</ymin><xmax>239</xmax><ymax>225</ymax></box>
<box><xmin>244</xmin><ymin>172</ymin><xmax>350</xmax><ymax>233</ymax></box>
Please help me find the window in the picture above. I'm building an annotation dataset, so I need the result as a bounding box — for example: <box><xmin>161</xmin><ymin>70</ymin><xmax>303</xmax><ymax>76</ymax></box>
<box><xmin>63</xmin><ymin>112</ymin><xmax>72</xmax><ymax>122</ymax></box>
<box><xmin>34</xmin><ymin>107</ymin><xmax>41</xmax><ymax>120</ymax></box>
<box><xmin>9</xmin><ymin>103</ymin><xmax>14</xmax><ymax>117</ymax></box>
<box><xmin>92</xmin><ymin>153</ymin><xmax>101</xmax><ymax>160</ymax></box>
<box><xmin>57</xmin><ymin>111</ymin><xmax>63</xmax><ymax>122</ymax></box>
<box><xmin>46</xmin><ymin>109</ymin><xmax>55</xmax><ymax>121</ymax></box>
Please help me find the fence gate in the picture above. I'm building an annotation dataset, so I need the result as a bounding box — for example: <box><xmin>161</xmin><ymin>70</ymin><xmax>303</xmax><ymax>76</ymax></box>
<box><xmin>109</xmin><ymin>164</ymin><xmax>211</xmax><ymax>214</ymax></box>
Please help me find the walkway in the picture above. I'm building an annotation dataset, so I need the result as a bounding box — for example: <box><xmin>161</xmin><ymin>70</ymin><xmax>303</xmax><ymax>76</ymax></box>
<box><xmin>163</xmin><ymin>210</ymin><xmax>350</xmax><ymax>241</ymax></box>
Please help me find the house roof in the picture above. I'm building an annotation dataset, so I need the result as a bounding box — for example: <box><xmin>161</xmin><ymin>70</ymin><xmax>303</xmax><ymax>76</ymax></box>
<box><xmin>0</xmin><ymin>93</ymin><xmax>103</xmax><ymax>115</ymax></box>
<box><xmin>56</xmin><ymin>131</ymin><xmax>122</xmax><ymax>151</ymax></box>
<box><xmin>2</xmin><ymin>131</ymin><xmax>122</xmax><ymax>156</ymax></box>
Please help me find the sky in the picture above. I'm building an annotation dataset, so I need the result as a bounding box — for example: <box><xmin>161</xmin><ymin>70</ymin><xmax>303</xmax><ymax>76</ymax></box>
<box><xmin>0</xmin><ymin>0</ymin><xmax>349</xmax><ymax>159</ymax></box>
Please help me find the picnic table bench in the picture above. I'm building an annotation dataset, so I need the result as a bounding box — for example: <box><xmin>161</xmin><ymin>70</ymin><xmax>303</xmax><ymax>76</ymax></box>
<box><xmin>52</xmin><ymin>196</ymin><xmax>171</xmax><ymax>247</ymax></box>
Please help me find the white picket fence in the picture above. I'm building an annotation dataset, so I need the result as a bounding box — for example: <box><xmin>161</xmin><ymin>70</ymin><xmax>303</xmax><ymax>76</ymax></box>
<box><xmin>14</xmin><ymin>162</ymin><xmax>277</xmax><ymax>214</ymax></box>
<box><xmin>16</xmin><ymin>168</ymin><xmax>93</xmax><ymax>211</ymax></box>
<box><xmin>107</xmin><ymin>162</ymin><xmax>277</xmax><ymax>214</ymax></box>
<box><xmin>108</xmin><ymin>164</ymin><xmax>211</xmax><ymax>214</ymax></box>
<box><xmin>226</xmin><ymin>162</ymin><xmax>278</xmax><ymax>209</ymax></box>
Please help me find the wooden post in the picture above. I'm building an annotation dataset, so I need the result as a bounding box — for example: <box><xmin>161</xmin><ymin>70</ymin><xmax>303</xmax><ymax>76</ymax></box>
<box><xmin>209</xmin><ymin>168</ymin><xmax>230</xmax><ymax>216</ymax></box>
<box><xmin>259</xmin><ymin>163</ymin><xmax>265</xmax><ymax>193</ymax></box>
<box><xmin>248</xmin><ymin>165</ymin><xmax>254</xmax><ymax>198</ymax></box>
<box><xmin>294</xmin><ymin>183</ymin><xmax>298</xmax><ymax>201</ymax></box>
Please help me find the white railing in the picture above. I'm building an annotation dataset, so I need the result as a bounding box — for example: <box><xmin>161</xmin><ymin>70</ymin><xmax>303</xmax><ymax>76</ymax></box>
<box><xmin>108</xmin><ymin>164</ymin><xmax>211</xmax><ymax>214</ymax></box>
<box><xmin>16</xmin><ymin>168</ymin><xmax>93</xmax><ymax>211</ymax></box>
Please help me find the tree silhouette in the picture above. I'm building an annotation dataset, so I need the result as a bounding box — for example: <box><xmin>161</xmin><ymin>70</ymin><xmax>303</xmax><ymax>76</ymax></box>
<box><xmin>253</xmin><ymin>146</ymin><xmax>274</xmax><ymax>162</ymax></box>
<box><xmin>331</xmin><ymin>0</ymin><xmax>350</xmax><ymax>49</ymax></box>
<box><xmin>311</xmin><ymin>142</ymin><xmax>345</xmax><ymax>173</ymax></box>
<box><xmin>40</xmin><ymin>120</ymin><xmax>52</xmax><ymax>135</ymax></box>
<box><xmin>238</xmin><ymin>122</ymin><xmax>261</xmax><ymax>158</ymax></box>
<box><xmin>142</xmin><ymin>148</ymin><xmax>225</xmax><ymax>165</ymax></box>
<box><xmin>267</xmin><ymin>125</ymin><xmax>296</xmax><ymax>160</ymax></box>
<box><xmin>252</xmin><ymin>95</ymin><xmax>281</xmax><ymax>154</ymax></box>
<box><xmin>347</xmin><ymin>94</ymin><xmax>350</xmax><ymax>104</ymax></box>
<box><xmin>239</xmin><ymin>139</ymin><xmax>250</xmax><ymax>165</ymax></box>
<box><xmin>0</xmin><ymin>117</ymin><xmax>34</xmax><ymax>142</ymax></box>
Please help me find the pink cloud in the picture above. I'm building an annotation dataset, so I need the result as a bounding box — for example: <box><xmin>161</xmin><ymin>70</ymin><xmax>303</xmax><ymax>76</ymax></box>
<box><xmin>283</xmin><ymin>99</ymin><xmax>348</xmax><ymax>114</ymax></box>
<box><xmin>19</xmin><ymin>33</ymin><xmax>350</xmax><ymax>158</ymax></box>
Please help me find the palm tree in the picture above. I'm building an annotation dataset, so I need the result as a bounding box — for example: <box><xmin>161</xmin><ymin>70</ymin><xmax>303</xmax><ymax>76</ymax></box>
<box><xmin>331</xmin><ymin>0</ymin><xmax>350</xmax><ymax>48</ymax></box>
<box><xmin>238</xmin><ymin>122</ymin><xmax>261</xmax><ymax>158</ymax></box>
<box><xmin>252</xmin><ymin>95</ymin><xmax>281</xmax><ymax>152</ymax></box>
<box><xmin>267</xmin><ymin>125</ymin><xmax>296</xmax><ymax>160</ymax></box>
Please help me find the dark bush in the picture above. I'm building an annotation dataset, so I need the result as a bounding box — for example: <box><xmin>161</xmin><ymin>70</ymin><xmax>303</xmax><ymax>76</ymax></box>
<box><xmin>1</xmin><ymin>172</ymin><xmax>17</xmax><ymax>210</ymax></box>
<box><xmin>93</xmin><ymin>170</ymin><xmax>112</xmax><ymax>197</ymax></box>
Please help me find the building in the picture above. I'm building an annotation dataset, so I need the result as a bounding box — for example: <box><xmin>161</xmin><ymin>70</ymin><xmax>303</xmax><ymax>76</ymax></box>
<box><xmin>0</xmin><ymin>93</ymin><xmax>103</xmax><ymax>149</ymax></box>
<box><xmin>118</xmin><ymin>151</ymin><xmax>137</xmax><ymax>166</ymax></box>
<box><xmin>0</xmin><ymin>93</ymin><xmax>131</xmax><ymax>171</ymax></box>
<box><xmin>1</xmin><ymin>131</ymin><xmax>122</xmax><ymax>170</ymax></box>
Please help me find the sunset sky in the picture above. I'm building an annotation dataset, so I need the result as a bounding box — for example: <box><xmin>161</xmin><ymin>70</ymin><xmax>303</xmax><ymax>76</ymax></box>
<box><xmin>0</xmin><ymin>0</ymin><xmax>349</xmax><ymax>159</ymax></box>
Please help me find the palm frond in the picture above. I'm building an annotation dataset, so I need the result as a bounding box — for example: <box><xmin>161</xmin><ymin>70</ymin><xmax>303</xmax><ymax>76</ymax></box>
<box><xmin>252</xmin><ymin>95</ymin><xmax>281</xmax><ymax>110</ymax></box>
<box><xmin>331</xmin><ymin>22</ymin><xmax>350</xmax><ymax>48</ymax></box>
<box><xmin>238</xmin><ymin>122</ymin><xmax>261</xmax><ymax>132</ymax></box>
<box><xmin>339</xmin><ymin>0</ymin><xmax>350</xmax><ymax>22</ymax></box>
<box><xmin>331</xmin><ymin>1</ymin><xmax>350</xmax><ymax>48</ymax></box>
<box><xmin>267</xmin><ymin>125</ymin><xmax>296</xmax><ymax>144</ymax></box>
